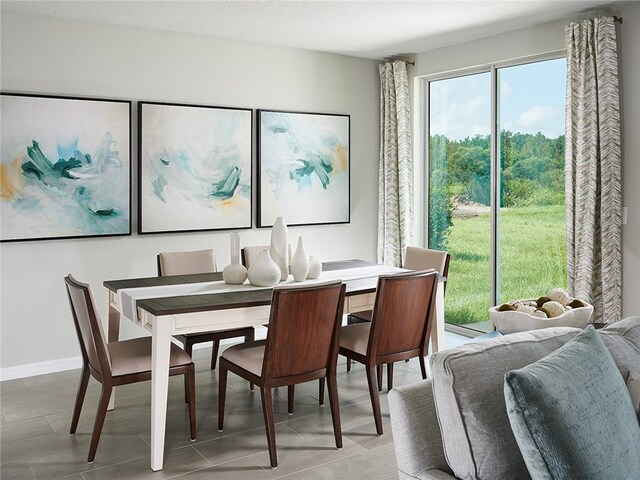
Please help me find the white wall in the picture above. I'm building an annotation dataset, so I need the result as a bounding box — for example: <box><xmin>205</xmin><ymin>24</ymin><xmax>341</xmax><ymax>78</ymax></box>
<box><xmin>0</xmin><ymin>11</ymin><xmax>380</xmax><ymax>374</ymax></box>
<box><xmin>412</xmin><ymin>5</ymin><xmax>640</xmax><ymax>319</ymax></box>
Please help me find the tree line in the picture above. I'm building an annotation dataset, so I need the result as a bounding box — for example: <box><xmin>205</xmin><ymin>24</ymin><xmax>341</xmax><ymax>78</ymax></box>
<box><xmin>429</xmin><ymin>131</ymin><xmax>565</xmax><ymax>250</ymax></box>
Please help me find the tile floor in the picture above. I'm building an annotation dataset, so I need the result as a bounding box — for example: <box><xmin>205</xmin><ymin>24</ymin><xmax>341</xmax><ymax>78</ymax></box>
<box><xmin>0</xmin><ymin>332</ymin><xmax>470</xmax><ymax>480</ymax></box>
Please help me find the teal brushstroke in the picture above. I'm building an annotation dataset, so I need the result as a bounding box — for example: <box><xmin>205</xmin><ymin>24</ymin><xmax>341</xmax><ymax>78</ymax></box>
<box><xmin>160</xmin><ymin>158</ymin><xmax>170</xmax><ymax>165</ymax></box>
<box><xmin>21</xmin><ymin>140</ymin><xmax>83</xmax><ymax>184</ymax></box>
<box><xmin>268</xmin><ymin>125</ymin><xmax>288</xmax><ymax>134</ymax></box>
<box><xmin>90</xmin><ymin>208</ymin><xmax>117</xmax><ymax>217</ymax></box>
<box><xmin>152</xmin><ymin>175</ymin><xmax>168</xmax><ymax>202</ymax></box>
<box><xmin>211</xmin><ymin>166</ymin><xmax>241</xmax><ymax>200</ymax></box>
<box><xmin>291</xmin><ymin>155</ymin><xmax>333</xmax><ymax>189</ymax></box>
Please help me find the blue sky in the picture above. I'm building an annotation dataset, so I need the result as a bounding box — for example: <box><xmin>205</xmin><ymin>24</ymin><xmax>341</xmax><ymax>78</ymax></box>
<box><xmin>430</xmin><ymin>57</ymin><xmax>566</xmax><ymax>141</ymax></box>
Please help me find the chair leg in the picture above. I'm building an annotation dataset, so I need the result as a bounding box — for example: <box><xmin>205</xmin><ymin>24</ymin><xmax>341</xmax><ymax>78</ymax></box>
<box><xmin>318</xmin><ymin>377</ymin><xmax>325</xmax><ymax>406</ymax></box>
<box><xmin>217</xmin><ymin>363</ymin><xmax>228</xmax><ymax>432</ymax></box>
<box><xmin>186</xmin><ymin>364</ymin><xmax>196</xmax><ymax>441</ymax></box>
<box><xmin>246</xmin><ymin>330</ymin><xmax>255</xmax><ymax>391</ymax></box>
<box><xmin>346</xmin><ymin>357</ymin><xmax>352</xmax><ymax>372</ymax></box>
<box><xmin>70</xmin><ymin>366</ymin><xmax>90</xmax><ymax>434</ymax></box>
<box><xmin>87</xmin><ymin>384</ymin><xmax>112</xmax><ymax>463</ymax></box>
<box><xmin>288</xmin><ymin>385</ymin><xmax>295</xmax><ymax>415</ymax></box>
<box><xmin>260</xmin><ymin>387</ymin><xmax>278</xmax><ymax>468</ymax></box>
<box><xmin>419</xmin><ymin>352</ymin><xmax>429</xmax><ymax>380</ymax></box>
<box><xmin>365</xmin><ymin>365</ymin><xmax>383</xmax><ymax>436</ymax></box>
<box><xmin>377</xmin><ymin>364</ymin><xmax>383</xmax><ymax>392</ymax></box>
<box><xmin>326</xmin><ymin>374</ymin><xmax>343</xmax><ymax>449</ymax></box>
<box><xmin>210</xmin><ymin>341</ymin><xmax>220</xmax><ymax>370</ymax></box>
<box><xmin>387</xmin><ymin>362</ymin><xmax>394</xmax><ymax>391</ymax></box>
<box><xmin>184</xmin><ymin>339</ymin><xmax>194</xmax><ymax>404</ymax></box>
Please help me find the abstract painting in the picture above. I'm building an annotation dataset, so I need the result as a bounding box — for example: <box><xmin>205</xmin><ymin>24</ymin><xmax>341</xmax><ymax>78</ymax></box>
<box><xmin>257</xmin><ymin>109</ymin><xmax>350</xmax><ymax>227</ymax></box>
<box><xmin>139</xmin><ymin>102</ymin><xmax>252</xmax><ymax>234</ymax></box>
<box><xmin>0</xmin><ymin>93</ymin><xmax>131</xmax><ymax>242</ymax></box>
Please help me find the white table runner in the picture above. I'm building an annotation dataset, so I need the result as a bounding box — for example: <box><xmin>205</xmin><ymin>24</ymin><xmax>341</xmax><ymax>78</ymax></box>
<box><xmin>118</xmin><ymin>264</ymin><xmax>404</xmax><ymax>322</ymax></box>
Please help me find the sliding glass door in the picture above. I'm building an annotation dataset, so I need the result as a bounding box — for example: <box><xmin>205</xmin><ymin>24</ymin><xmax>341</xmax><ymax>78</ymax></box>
<box><xmin>427</xmin><ymin>57</ymin><xmax>567</xmax><ymax>332</ymax></box>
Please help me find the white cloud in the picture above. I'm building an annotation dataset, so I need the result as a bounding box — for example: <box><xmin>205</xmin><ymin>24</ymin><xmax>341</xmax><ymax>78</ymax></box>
<box><xmin>517</xmin><ymin>105</ymin><xmax>556</xmax><ymax>127</ymax></box>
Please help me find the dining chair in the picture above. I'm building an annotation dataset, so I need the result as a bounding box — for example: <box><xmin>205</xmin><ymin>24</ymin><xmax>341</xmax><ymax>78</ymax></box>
<box><xmin>157</xmin><ymin>249</ymin><xmax>255</xmax><ymax>373</ymax></box>
<box><xmin>346</xmin><ymin>246</ymin><xmax>450</xmax><ymax>379</ymax></box>
<box><xmin>64</xmin><ymin>274</ymin><xmax>196</xmax><ymax>463</ymax></box>
<box><xmin>218</xmin><ymin>281</ymin><xmax>346</xmax><ymax>468</ymax></box>
<box><xmin>339</xmin><ymin>270</ymin><xmax>438</xmax><ymax>435</ymax></box>
<box><xmin>241</xmin><ymin>245</ymin><xmax>270</xmax><ymax>268</ymax></box>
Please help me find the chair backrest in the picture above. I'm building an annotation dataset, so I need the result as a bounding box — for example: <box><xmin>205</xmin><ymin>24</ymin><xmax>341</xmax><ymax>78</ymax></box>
<box><xmin>157</xmin><ymin>249</ymin><xmax>217</xmax><ymax>276</ymax></box>
<box><xmin>367</xmin><ymin>270</ymin><xmax>438</xmax><ymax>362</ymax></box>
<box><xmin>261</xmin><ymin>281</ymin><xmax>346</xmax><ymax>382</ymax></box>
<box><xmin>404</xmin><ymin>246</ymin><xmax>450</xmax><ymax>278</ymax></box>
<box><xmin>241</xmin><ymin>246</ymin><xmax>270</xmax><ymax>268</ymax></box>
<box><xmin>64</xmin><ymin>275</ymin><xmax>111</xmax><ymax>378</ymax></box>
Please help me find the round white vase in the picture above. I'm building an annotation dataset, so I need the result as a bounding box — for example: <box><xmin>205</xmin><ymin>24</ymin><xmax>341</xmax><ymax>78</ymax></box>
<box><xmin>270</xmin><ymin>217</ymin><xmax>289</xmax><ymax>281</ymax></box>
<box><xmin>291</xmin><ymin>236</ymin><xmax>310</xmax><ymax>282</ymax></box>
<box><xmin>247</xmin><ymin>250</ymin><xmax>281</xmax><ymax>287</ymax></box>
<box><xmin>223</xmin><ymin>231</ymin><xmax>247</xmax><ymax>285</ymax></box>
<box><xmin>223</xmin><ymin>263</ymin><xmax>247</xmax><ymax>285</ymax></box>
<box><xmin>307</xmin><ymin>256</ymin><xmax>322</xmax><ymax>279</ymax></box>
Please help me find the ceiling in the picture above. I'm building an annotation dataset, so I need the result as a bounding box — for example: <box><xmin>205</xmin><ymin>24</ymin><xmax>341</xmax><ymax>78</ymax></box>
<box><xmin>1</xmin><ymin>0</ymin><xmax>621</xmax><ymax>60</ymax></box>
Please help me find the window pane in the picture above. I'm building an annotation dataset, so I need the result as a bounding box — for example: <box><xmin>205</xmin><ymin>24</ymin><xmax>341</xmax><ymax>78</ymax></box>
<box><xmin>428</xmin><ymin>72</ymin><xmax>492</xmax><ymax>331</ymax></box>
<box><xmin>497</xmin><ymin>58</ymin><xmax>567</xmax><ymax>305</ymax></box>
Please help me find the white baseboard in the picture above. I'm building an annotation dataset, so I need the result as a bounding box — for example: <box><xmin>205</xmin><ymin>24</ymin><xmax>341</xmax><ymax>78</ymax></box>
<box><xmin>0</xmin><ymin>356</ymin><xmax>83</xmax><ymax>382</ymax></box>
<box><xmin>0</xmin><ymin>327</ymin><xmax>270</xmax><ymax>381</ymax></box>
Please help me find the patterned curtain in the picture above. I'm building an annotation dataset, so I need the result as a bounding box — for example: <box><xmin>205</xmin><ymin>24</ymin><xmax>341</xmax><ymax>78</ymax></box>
<box><xmin>377</xmin><ymin>60</ymin><xmax>413</xmax><ymax>267</ymax></box>
<box><xmin>565</xmin><ymin>16</ymin><xmax>622</xmax><ymax>324</ymax></box>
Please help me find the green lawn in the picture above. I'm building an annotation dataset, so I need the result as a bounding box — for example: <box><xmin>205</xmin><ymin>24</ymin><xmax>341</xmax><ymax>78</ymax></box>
<box><xmin>445</xmin><ymin>204</ymin><xmax>567</xmax><ymax>327</ymax></box>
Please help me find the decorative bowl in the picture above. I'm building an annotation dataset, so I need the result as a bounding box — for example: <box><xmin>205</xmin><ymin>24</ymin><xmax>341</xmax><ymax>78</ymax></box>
<box><xmin>489</xmin><ymin>299</ymin><xmax>594</xmax><ymax>334</ymax></box>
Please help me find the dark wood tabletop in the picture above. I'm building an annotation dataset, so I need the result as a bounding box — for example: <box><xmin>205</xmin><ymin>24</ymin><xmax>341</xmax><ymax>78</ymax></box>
<box><xmin>104</xmin><ymin>259</ymin><xmax>381</xmax><ymax>317</ymax></box>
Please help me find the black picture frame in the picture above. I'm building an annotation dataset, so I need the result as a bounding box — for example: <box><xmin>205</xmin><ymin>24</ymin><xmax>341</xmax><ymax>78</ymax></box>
<box><xmin>138</xmin><ymin>101</ymin><xmax>253</xmax><ymax>235</ymax></box>
<box><xmin>257</xmin><ymin>109</ymin><xmax>350</xmax><ymax>228</ymax></box>
<box><xmin>0</xmin><ymin>92</ymin><xmax>132</xmax><ymax>243</ymax></box>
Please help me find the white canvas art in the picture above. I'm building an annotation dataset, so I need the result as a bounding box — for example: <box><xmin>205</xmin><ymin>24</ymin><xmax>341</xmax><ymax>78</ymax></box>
<box><xmin>139</xmin><ymin>102</ymin><xmax>252</xmax><ymax>233</ymax></box>
<box><xmin>258</xmin><ymin>110</ymin><xmax>350</xmax><ymax>227</ymax></box>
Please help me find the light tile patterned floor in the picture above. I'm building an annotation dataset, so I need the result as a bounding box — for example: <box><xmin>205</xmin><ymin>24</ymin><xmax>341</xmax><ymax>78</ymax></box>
<box><xmin>0</xmin><ymin>332</ymin><xmax>469</xmax><ymax>480</ymax></box>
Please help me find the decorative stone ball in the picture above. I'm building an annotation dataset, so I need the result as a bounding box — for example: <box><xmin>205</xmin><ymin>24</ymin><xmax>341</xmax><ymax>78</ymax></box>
<box><xmin>547</xmin><ymin>288</ymin><xmax>571</xmax><ymax>306</ymax></box>
<box><xmin>542</xmin><ymin>300</ymin><xmax>565</xmax><ymax>318</ymax></box>
<box><xmin>533</xmin><ymin>309</ymin><xmax>549</xmax><ymax>318</ymax></box>
<box><xmin>536</xmin><ymin>296</ymin><xmax>551</xmax><ymax>308</ymax></box>
<box><xmin>516</xmin><ymin>305</ymin><xmax>536</xmax><ymax>315</ymax></box>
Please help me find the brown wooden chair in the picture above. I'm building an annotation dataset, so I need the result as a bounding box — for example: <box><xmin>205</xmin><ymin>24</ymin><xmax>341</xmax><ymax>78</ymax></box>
<box><xmin>64</xmin><ymin>274</ymin><xmax>196</xmax><ymax>463</ymax></box>
<box><xmin>346</xmin><ymin>246</ymin><xmax>450</xmax><ymax>378</ymax></box>
<box><xmin>157</xmin><ymin>249</ymin><xmax>255</xmax><ymax>373</ymax></box>
<box><xmin>339</xmin><ymin>270</ymin><xmax>438</xmax><ymax>435</ymax></box>
<box><xmin>218</xmin><ymin>281</ymin><xmax>346</xmax><ymax>468</ymax></box>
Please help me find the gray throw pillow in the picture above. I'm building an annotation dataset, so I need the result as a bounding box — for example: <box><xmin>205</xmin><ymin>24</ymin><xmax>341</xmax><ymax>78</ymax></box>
<box><xmin>504</xmin><ymin>325</ymin><xmax>640</xmax><ymax>480</ymax></box>
<box><xmin>628</xmin><ymin>371</ymin><xmax>640</xmax><ymax>420</ymax></box>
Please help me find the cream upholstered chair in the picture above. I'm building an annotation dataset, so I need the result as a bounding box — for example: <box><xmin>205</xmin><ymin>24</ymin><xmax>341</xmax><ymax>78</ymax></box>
<box><xmin>241</xmin><ymin>245</ymin><xmax>270</xmax><ymax>268</ymax></box>
<box><xmin>65</xmin><ymin>274</ymin><xmax>196</xmax><ymax>463</ymax></box>
<box><xmin>218</xmin><ymin>281</ymin><xmax>346</xmax><ymax>468</ymax></box>
<box><xmin>346</xmin><ymin>246</ymin><xmax>450</xmax><ymax>379</ymax></box>
<box><xmin>339</xmin><ymin>270</ymin><xmax>438</xmax><ymax>435</ymax></box>
<box><xmin>157</xmin><ymin>249</ymin><xmax>255</xmax><ymax>373</ymax></box>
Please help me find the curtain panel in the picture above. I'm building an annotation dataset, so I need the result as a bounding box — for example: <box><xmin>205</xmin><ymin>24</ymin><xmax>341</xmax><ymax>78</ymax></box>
<box><xmin>378</xmin><ymin>60</ymin><xmax>413</xmax><ymax>267</ymax></box>
<box><xmin>565</xmin><ymin>16</ymin><xmax>622</xmax><ymax>323</ymax></box>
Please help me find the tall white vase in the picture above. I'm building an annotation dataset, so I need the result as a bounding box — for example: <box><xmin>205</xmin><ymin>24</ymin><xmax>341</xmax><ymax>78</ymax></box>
<box><xmin>247</xmin><ymin>250</ymin><xmax>281</xmax><ymax>287</ymax></box>
<box><xmin>291</xmin><ymin>236</ymin><xmax>310</xmax><ymax>282</ymax></box>
<box><xmin>223</xmin><ymin>231</ymin><xmax>247</xmax><ymax>285</ymax></box>
<box><xmin>270</xmin><ymin>217</ymin><xmax>289</xmax><ymax>281</ymax></box>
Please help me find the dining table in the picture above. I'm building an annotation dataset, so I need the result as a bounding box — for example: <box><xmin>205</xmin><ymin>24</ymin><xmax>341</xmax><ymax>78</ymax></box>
<box><xmin>103</xmin><ymin>259</ymin><xmax>446</xmax><ymax>471</ymax></box>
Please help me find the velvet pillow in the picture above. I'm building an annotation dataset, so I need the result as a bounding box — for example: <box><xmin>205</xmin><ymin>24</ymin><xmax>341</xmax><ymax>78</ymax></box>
<box><xmin>504</xmin><ymin>325</ymin><xmax>640</xmax><ymax>480</ymax></box>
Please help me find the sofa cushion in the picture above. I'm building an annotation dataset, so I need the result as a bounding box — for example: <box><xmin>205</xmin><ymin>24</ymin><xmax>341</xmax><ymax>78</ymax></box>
<box><xmin>504</xmin><ymin>326</ymin><xmax>640</xmax><ymax>480</ymax></box>
<box><xmin>430</xmin><ymin>316</ymin><xmax>640</xmax><ymax>480</ymax></box>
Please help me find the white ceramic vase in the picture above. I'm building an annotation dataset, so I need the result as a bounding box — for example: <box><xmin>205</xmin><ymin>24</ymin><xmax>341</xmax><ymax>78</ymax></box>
<box><xmin>270</xmin><ymin>217</ymin><xmax>289</xmax><ymax>281</ymax></box>
<box><xmin>247</xmin><ymin>250</ymin><xmax>281</xmax><ymax>287</ymax></box>
<box><xmin>307</xmin><ymin>255</ymin><xmax>322</xmax><ymax>279</ymax></box>
<box><xmin>223</xmin><ymin>231</ymin><xmax>247</xmax><ymax>285</ymax></box>
<box><xmin>291</xmin><ymin>236</ymin><xmax>310</xmax><ymax>282</ymax></box>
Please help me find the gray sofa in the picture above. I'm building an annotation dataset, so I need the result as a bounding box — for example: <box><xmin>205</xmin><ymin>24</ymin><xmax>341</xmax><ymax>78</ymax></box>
<box><xmin>388</xmin><ymin>316</ymin><xmax>640</xmax><ymax>480</ymax></box>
